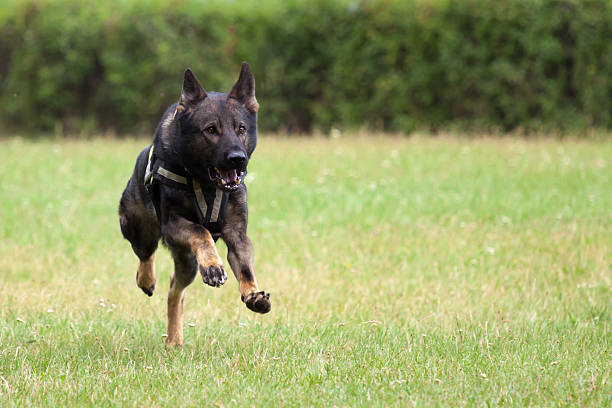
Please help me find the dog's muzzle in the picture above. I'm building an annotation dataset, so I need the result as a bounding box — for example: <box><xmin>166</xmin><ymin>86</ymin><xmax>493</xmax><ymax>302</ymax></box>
<box><xmin>208</xmin><ymin>167</ymin><xmax>246</xmax><ymax>191</ymax></box>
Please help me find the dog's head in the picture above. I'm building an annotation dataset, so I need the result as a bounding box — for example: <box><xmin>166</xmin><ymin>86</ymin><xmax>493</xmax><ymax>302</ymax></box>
<box><xmin>161</xmin><ymin>62</ymin><xmax>258</xmax><ymax>192</ymax></box>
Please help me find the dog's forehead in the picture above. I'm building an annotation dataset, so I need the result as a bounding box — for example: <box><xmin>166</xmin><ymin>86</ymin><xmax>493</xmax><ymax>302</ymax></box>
<box><xmin>191</xmin><ymin>93</ymin><xmax>248</xmax><ymax>124</ymax></box>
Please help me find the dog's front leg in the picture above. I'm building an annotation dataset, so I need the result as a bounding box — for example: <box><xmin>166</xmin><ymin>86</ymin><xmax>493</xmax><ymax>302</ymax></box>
<box><xmin>162</xmin><ymin>214</ymin><xmax>226</xmax><ymax>347</ymax></box>
<box><xmin>222</xmin><ymin>189</ymin><xmax>271</xmax><ymax>314</ymax></box>
<box><xmin>163</xmin><ymin>214</ymin><xmax>227</xmax><ymax>287</ymax></box>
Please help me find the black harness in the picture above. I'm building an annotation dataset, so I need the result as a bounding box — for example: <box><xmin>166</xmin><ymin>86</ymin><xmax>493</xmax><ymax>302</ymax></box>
<box><xmin>143</xmin><ymin>145</ymin><xmax>229</xmax><ymax>241</ymax></box>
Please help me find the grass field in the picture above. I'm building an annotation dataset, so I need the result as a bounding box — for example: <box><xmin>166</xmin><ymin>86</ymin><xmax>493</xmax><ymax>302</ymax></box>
<box><xmin>0</xmin><ymin>135</ymin><xmax>610</xmax><ymax>406</ymax></box>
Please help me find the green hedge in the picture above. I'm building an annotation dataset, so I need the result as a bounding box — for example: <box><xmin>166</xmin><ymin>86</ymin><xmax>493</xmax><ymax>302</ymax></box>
<box><xmin>1</xmin><ymin>0</ymin><xmax>611</xmax><ymax>135</ymax></box>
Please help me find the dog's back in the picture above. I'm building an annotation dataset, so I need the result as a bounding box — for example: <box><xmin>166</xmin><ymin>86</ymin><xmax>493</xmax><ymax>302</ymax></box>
<box><xmin>118</xmin><ymin>145</ymin><xmax>160</xmax><ymax>266</ymax></box>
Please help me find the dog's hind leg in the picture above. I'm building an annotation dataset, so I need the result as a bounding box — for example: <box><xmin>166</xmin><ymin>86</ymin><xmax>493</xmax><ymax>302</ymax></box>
<box><xmin>119</xmin><ymin>187</ymin><xmax>161</xmax><ymax>296</ymax></box>
<box><xmin>161</xmin><ymin>214</ymin><xmax>224</xmax><ymax>347</ymax></box>
<box><xmin>166</xmin><ymin>248</ymin><xmax>197</xmax><ymax>348</ymax></box>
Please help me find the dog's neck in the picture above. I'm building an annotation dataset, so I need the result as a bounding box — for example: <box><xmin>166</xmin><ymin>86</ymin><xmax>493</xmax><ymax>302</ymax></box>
<box><xmin>152</xmin><ymin>103</ymin><xmax>186</xmax><ymax>171</ymax></box>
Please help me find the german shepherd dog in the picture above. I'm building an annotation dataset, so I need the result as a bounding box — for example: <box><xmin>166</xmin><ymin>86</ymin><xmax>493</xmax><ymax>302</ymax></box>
<box><xmin>119</xmin><ymin>63</ymin><xmax>270</xmax><ymax>347</ymax></box>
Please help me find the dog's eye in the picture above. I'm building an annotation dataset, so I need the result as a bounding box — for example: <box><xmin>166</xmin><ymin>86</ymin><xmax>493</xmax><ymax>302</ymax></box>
<box><xmin>238</xmin><ymin>125</ymin><xmax>247</xmax><ymax>136</ymax></box>
<box><xmin>204</xmin><ymin>126</ymin><xmax>216</xmax><ymax>135</ymax></box>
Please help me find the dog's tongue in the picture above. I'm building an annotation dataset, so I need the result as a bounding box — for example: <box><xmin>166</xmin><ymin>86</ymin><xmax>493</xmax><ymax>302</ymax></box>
<box><xmin>219</xmin><ymin>168</ymin><xmax>237</xmax><ymax>184</ymax></box>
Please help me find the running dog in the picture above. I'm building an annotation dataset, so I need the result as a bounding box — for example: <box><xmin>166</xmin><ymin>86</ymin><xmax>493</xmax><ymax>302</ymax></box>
<box><xmin>119</xmin><ymin>63</ymin><xmax>270</xmax><ymax>347</ymax></box>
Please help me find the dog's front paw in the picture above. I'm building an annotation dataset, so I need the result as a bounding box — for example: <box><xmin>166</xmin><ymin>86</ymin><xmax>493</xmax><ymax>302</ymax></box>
<box><xmin>199</xmin><ymin>264</ymin><xmax>227</xmax><ymax>287</ymax></box>
<box><xmin>242</xmin><ymin>291</ymin><xmax>271</xmax><ymax>314</ymax></box>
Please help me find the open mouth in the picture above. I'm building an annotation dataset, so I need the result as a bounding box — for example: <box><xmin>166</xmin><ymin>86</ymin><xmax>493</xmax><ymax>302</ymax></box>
<box><xmin>208</xmin><ymin>167</ymin><xmax>245</xmax><ymax>191</ymax></box>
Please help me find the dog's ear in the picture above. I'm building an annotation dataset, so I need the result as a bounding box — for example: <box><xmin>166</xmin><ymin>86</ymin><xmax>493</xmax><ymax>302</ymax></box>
<box><xmin>178</xmin><ymin>68</ymin><xmax>207</xmax><ymax>111</ymax></box>
<box><xmin>228</xmin><ymin>62</ymin><xmax>259</xmax><ymax>113</ymax></box>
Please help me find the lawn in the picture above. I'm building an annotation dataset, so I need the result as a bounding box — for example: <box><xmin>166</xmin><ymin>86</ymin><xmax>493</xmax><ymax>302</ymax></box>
<box><xmin>0</xmin><ymin>135</ymin><xmax>610</xmax><ymax>406</ymax></box>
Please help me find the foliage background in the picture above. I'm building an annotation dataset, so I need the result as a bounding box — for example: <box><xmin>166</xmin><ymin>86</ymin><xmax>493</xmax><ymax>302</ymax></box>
<box><xmin>1</xmin><ymin>0</ymin><xmax>612</xmax><ymax>135</ymax></box>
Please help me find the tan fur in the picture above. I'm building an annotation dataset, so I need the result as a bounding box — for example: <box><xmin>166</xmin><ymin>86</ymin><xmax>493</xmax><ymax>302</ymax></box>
<box><xmin>189</xmin><ymin>228</ymin><xmax>224</xmax><ymax>269</ymax></box>
<box><xmin>239</xmin><ymin>279</ymin><xmax>259</xmax><ymax>298</ymax></box>
<box><xmin>165</xmin><ymin>274</ymin><xmax>187</xmax><ymax>347</ymax></box>
<box><xmin>136</xmin><ymin>253</ymin><xmax>156</xmax><ymax>292</ymax></box>
<box><xmin>248</xmin><ymin>98</ymin><xmax>259</xmax><ymax>113</ymax></box>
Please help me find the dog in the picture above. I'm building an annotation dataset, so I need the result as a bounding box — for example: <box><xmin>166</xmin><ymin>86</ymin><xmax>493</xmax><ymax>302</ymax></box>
<box><xmin>119</xmin><ymin>62</ymin><xmax>270</xmax><ymax>347</ymax></box>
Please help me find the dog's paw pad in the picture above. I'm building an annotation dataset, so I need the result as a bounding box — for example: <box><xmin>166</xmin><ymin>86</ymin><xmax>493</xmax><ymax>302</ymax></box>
<box><xmin>242</xmin><ymin>291</ymin><xmax>271</xmax><ymax>314</ymax></box>
<box><xmin>140</xmin><ymin>284</ymin><xmax>155</xmax><ymax>297</ymax></box>
<box><xmin>199</xmin><ymin>264</ymin><xmax>227</xmax><ymax>287</ymax></box>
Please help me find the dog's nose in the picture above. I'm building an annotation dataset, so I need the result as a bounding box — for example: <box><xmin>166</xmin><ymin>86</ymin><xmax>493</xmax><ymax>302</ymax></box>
<box><xmin>227</xmin><ymin>150</ymin><xmax>247</xmax><ymax>167</ymax></box>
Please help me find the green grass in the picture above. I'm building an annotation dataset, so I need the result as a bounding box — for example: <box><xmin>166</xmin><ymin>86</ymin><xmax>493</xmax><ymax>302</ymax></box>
<box><xmin>0</xmin><ymin>135</ymin><xmax>610</xmax><ymax>406</ymax></box>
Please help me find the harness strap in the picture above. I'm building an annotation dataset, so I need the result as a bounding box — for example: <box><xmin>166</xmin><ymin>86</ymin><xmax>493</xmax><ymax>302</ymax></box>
<box><xmin>143</xmin><ymin>145</ymin><xmax>229</xmax><ymax>240</ymax></box>
<box><xmin>210</xmin><ymin>188</ymin><xmax>224</xmax><ymax>223</ymax></box>
<box><xmin>157</xmin><ymin>166</ymin><xmax>188</xmax><ymax>185</ymax></box>
<box><xmin>192</xmin><ymin>179</ymin><xmax>208</xmax><ymax>218</ymax></box>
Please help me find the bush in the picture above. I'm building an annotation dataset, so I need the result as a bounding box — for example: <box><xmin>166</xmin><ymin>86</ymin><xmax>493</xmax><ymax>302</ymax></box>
<box><xmin>1</xmin><ymin>0</ymin><xmax>611</xmax><ymax>135</ymax></box>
